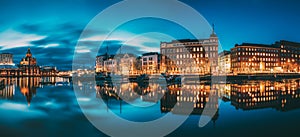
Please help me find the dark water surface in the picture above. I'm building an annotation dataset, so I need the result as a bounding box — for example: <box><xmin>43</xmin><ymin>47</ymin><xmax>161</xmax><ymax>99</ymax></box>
<box><xmin>0</xmin><ymin>77</ymin><xmax>300</xmax><ymax>137</ymax></box>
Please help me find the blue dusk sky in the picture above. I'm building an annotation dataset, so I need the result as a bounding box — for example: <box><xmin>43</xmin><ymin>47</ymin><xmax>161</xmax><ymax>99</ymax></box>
<box><xmin>0</xmin><ymin>0</ymin><xmax>299</xmax><ymax>70</ymax></box>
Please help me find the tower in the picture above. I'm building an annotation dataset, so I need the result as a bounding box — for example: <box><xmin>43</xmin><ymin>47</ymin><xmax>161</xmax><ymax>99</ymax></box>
<box><xmin>210</xmin><ymin>23</ymin><xmax>218</xmax><ymax>41</ymax></box>
<box><xmin>208</xmin><ymin>23</ymin><xmax>219</xmax><ymax>74</ymax></box>
<box><xmin>26</xmin><ymin>48</ymin><xmax>32</xmax><ymax>58</ymax></box>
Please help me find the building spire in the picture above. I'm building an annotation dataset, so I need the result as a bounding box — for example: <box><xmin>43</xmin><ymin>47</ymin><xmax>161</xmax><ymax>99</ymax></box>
<box><xmin>27</xmin><ymin>48</ymin><xmax>31</xmax><ymax>54</ymax></box>
<box><xmin>210</xmin><ymin>23</ymin><xmax>217</xmax><ymax>37</ymax></box>
<box><xmin>26</xmin><ymin>48</ymin><xmax>32</xmax><ymax>57</ymax></box>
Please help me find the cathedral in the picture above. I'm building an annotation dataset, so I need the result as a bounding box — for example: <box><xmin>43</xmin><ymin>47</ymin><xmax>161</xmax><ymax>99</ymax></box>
<box><xmin>19</xmin><ymin>48</ymin><xmax>40</xmax><ymax>76</ymax></box>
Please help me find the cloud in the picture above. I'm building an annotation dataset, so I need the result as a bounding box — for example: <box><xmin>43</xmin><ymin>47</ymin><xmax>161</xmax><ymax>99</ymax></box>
<box><xmin>76</xmin><ymin>49</ymin><xmax>90</xmax><ymax>53</ymax></box>
<box><xmin>0</xmin><ymin>22</ymin><xmax>85</xmax><ymax>70</ymax></box>
<box><xmin>0</xmin><ymin>29</ymin><xmax>46</xmax><ymax>50</ymax></box>
<box><xmin>79</xmin><ymin>31</ymin><xmax>173</xmax><ymax>54</ymax></box>
<box><xmin>0</xmin><ymin>19</ymin><xmax>179</xmax><ymax>70</ymax></box>
<box><xmin>41</xmin><ymin>43</ymin><xmax>60</xmax><ymax>48</ymax></box>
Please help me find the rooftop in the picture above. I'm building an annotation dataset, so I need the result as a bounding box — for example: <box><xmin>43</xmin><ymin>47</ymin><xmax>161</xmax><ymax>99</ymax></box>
<box><xmin>234</xmin><ymin>43</ymin><xmax>279</xmax><ymax>49</ymax></box>
<box><xmin>277</xmin><ymin>40</ymin><xmax>300</xmax><ymax>47</ymax></box>
<box><xmin>218</xmin><ymin>50</ymin><xmax>231</xmax><ymax>56</ymax></box>
<box><xmin>142</xmin><ymin>52</ymin><xmax>159</xmax><ymax>56</ymax></box>
<box><xmin>162</xmin><ymin>39</ymin><xmax>207</xmax><ymax>44</ymax></box>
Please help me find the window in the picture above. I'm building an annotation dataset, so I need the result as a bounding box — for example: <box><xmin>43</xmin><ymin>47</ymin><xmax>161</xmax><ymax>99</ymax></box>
<box><xmin>149</xmin><ymin>57</ymin><xmax>153</xmax><ymax>60</ymax></box>
<box><xmin>143</xmin><ymin>58</ymin><xmax>147</xmax><ymax>61</ymax></box>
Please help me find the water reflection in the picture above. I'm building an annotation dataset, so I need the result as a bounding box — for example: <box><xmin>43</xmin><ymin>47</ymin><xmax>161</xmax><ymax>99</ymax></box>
<box><xmin>2</xmin><ymin>77</ymin><xmax>299</xmax><ymax>114</ymax></box>
<box><xmin>96</xmin><ymin>82</ymin><xmax>165</xmax><ymax>103</ymax></box>
<box><xmin>0</xmin><ymin>77</ymin><xmax>70</xmax><ymax>106</ymax></box>
<box><xmin>96</xmin><ymin>81</ymin><xmax>220</xmax><ymax>125</ymax></box>
<box><xmin>0</xmin><ymin>82</ymin><xmax>14</xmax><ymax>99</ymax></box>
<box><xmin>229</xmin><ymin>80</ymin><xmax>300</xmax><ymax>111</ymax></box>
<box><xmin>95</xmin><ymin>79</ymin><xmax>300</xmax><ymax>116</ymax></box>
<box><xmin>0</xmin><ymin>77</ymin><xmax>299</xmax><ymax>136</ymax></box>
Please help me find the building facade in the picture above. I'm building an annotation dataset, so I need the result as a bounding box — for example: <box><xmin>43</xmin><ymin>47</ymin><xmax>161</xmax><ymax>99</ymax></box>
<box><xmin>218</xmin><ymin>50</ymin><xmax>231</xmax><ymax>74</ymax></box>
<box><xmin>231</xmin><ymin>43</ymin><xmax>280</xmax><ymax>74</ymax></box>
<box><xmin>276</xmin><ymin>40</ymin><xmax>300</xmax><ymax>73</ymax></box>
<box><xmin>231</xmin><ymin>40</ymin><xmax>300</xmax><ymax>74</ymax></box>
<box><xmin>103</xmin><ymin>56</ymin><xmax>116</xmax><ymax>74</ymax></box>
<box><xmin>141</xmin><ymin>52</ymin><xmax>160</xmax><ymax>74</ymax></box>
<box><xmin>19</xmin><ymin>48</ymin><xmax>40</xmax><ymax>76</ymax></box>
<box><xmin>118</xmin><ymin>53</ymin><xmax>137</xmax><ymax>75</ymax></box>
<box><xmin>96</xmin><ymin>54</ymin><xmax>108</xmax><ymax>73</ymax></box>
<box><xmin>0</xmin><ymin>53</ymin><xmax>19</xmax><ymax>76</ymax></box>
<box><xmin>103</xmin><ymin>54</ymin><xmax>137</xmax><ymax>75</ymax></box>
<box><xmin>135</xmin><ymin>56</ymin><xmax>142</xmax><ymax>74</ymax></box>
<box><xmin>160</xmin><ymin>31</ymin><xmax>218</xmax><ymax>75</ymax></box>
<box><xmin>40</xmin><ymin>66</ymin><xmax>57</xmax><ymax>76</ymax></box>
<box><xmin>0</xmin><ymin>53</ymin><xmax>14</xmax><ymax>65</ymax></box>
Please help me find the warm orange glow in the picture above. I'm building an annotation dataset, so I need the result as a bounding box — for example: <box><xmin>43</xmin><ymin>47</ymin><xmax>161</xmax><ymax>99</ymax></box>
<box><xmin>21</xmin><ymin>87</ymin><xmax>29</xmax><ymax>95</ymax></box>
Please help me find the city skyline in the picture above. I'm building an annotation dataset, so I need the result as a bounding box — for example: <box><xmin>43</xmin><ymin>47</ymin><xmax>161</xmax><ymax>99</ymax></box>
<box><xmin>0</xmin><ymin>0</ymin><xmax>300</xmax><ymax>70</ymax></box>
<box><xmin>1</xmin><ymin>1</ymin><xmax>300</xmax><ymax>137</ymax></box>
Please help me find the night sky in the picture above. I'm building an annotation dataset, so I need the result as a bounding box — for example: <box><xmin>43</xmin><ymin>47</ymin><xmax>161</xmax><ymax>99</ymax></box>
<box><xmin>0</xmin><ymin>0</ymin><xmax>299</xmax><ymax>70</ymax></box>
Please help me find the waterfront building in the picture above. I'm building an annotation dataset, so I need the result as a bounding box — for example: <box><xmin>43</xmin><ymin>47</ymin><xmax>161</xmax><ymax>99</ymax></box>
<box><xmin>103</xmin><ymin>55</ymin><xmax>116</xmax><ymax>74</ymax></box>
<box><xmin>0</xmin><ymin>53</ymin><xmax>20</xmax><ymax>76</ymax></box>
<box><xmin>134</xmin><ymin>56</ymin><xmax>142</xmax><ymax>75</ymax></box>
<box><xmin>57</xmin><ymin>70</ymin><xmax>73</xmax><ymax>77</ymax></box>
<box><xmin>118</xmin><ymin>53</ymin><xmax>137</xmax><ymax>75</ymax></box>
<box><xmin>19</xmin><ymin>48</ymin><xmax>40</xmax><ymax>76</ymax></box>
<box><xmin>231</xmin><ymin>43</ymin><xmax>280</xmax><ymax>74</ymax></box>
<box><xmin>231</xmin><ymin>40</ymin><xmax>300</xmax><ymax>74</ymax></box>
<box><xmin>0</xmin><ymin>65</ymin><xmax>20</xmax><ymax>76</ymax></box>
<box><xmin>0</xmin><ymin>53</ymin><xmax>14</xmax><ymax>65</ymax></box>
<box><xmin>218</xmin><ymin>50</ymin><xmax>231</xmax><ymax>74</ymax></box>
<box><xmin>103</xmin><ymin>53</ymin><xmax>137</xmax><ymax>75</ymax></box>
<box><xmin>40</xmin><ymin>66</ymin><xmax>57</xmax><ymax>76</ymax></box>
<box><xmin>160</xmin><ymin>30</ymin><xmax>218</xmax><ymax>75</ymax></box>
<box><xmin>96</xmin><ymin>53</ymin><xmax>109</xmax><ymax>73</ymax></box>
<box><xmin>275</xmin><ymin>40</ymin><xmax>300</xmax><ymax>73</ymax></box>
<box><xmin>141</xmin><ymin>52</ymin><xmax>160</xmax><ymax>74</ymax></box>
